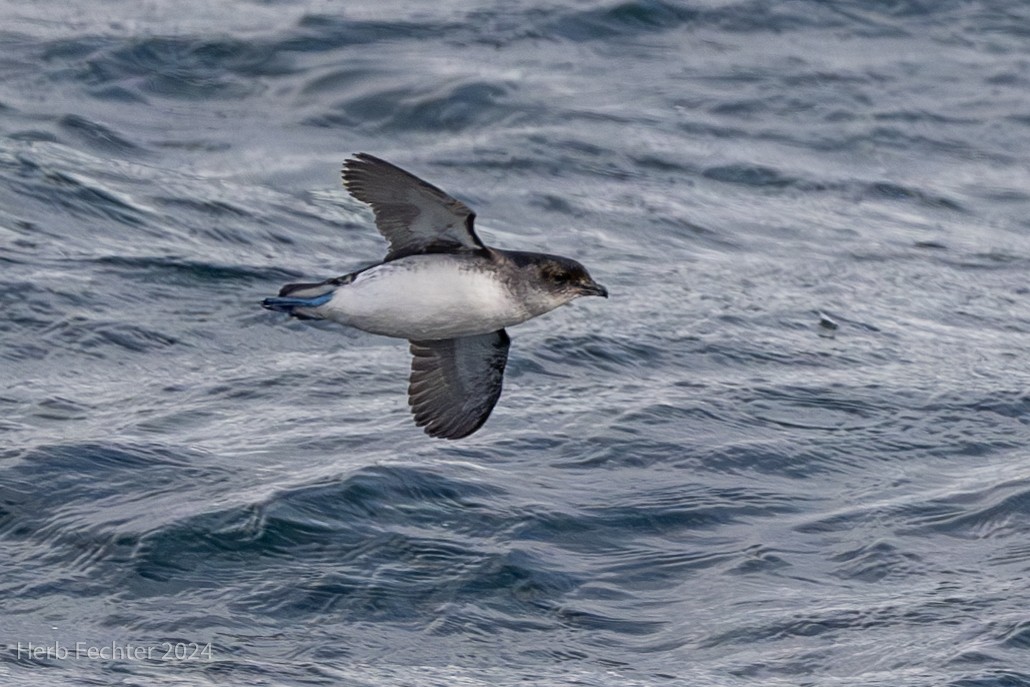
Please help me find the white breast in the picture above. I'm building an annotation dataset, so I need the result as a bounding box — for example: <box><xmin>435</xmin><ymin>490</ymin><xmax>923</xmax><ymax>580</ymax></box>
<box><xmin>323</xmin><ymin>256</ymin><xmax>529</xmax><ymax>340</ymax></box>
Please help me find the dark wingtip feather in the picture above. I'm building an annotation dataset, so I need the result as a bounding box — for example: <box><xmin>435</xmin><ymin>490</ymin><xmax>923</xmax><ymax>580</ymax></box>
<box><xmin>278</xmin><ymin>281</ymin><xmax>326</xmax><ymax>297</ymax></box>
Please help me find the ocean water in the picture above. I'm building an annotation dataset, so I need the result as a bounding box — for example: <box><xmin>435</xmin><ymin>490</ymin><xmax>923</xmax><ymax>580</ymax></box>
<box><xmin>3</xmin><ymin>1</ymin><xmax>1030</xmax><ymax>685</ymax></box>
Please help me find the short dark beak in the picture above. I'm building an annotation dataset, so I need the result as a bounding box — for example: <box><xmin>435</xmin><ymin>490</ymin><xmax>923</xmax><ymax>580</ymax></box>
<box><xmin>582</xmin><ymin>282</ymin><xmax>609</xmax><ymax>298</ymax></box>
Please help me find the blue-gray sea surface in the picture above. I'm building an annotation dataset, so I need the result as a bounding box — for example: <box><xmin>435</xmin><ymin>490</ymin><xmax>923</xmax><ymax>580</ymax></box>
<box><xmin>3</xmin><ymin>1</ymin><xmax>1030</xmax><ymax>685</ymax></box>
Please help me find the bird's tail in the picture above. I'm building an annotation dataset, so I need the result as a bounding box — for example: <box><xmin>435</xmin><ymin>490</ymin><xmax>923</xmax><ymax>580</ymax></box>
<box><xmin>261</xmin><ymin>281</ymin><xmax>335</xmax><ymax>320</ymax></box>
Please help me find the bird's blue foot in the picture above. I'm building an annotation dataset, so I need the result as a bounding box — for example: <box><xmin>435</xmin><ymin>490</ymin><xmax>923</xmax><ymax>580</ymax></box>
<box><xmin>261</xmin><ymin>291</ymin><xmax>333</xmax><ymax>318</ymax></box>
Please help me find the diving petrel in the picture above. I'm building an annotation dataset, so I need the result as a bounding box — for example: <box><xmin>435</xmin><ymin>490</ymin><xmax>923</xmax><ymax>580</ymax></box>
<box><xmin>262</xmin><ymin>153</ymin><xmax>608</xmax><ymax>439</ymax></box>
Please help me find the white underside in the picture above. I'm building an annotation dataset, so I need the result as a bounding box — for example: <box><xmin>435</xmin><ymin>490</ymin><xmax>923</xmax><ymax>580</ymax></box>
<box><xmin>320</xmin><ymin>257</ymin><xmax>532</xmax><ymax>340</ymax></box>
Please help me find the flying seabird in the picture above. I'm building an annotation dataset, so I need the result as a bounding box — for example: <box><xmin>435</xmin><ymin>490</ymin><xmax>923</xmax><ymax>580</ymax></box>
<box><xmin>262</xmin><ymin>153</ymin><xmax>608</xmax><ymax>439</ymax></box>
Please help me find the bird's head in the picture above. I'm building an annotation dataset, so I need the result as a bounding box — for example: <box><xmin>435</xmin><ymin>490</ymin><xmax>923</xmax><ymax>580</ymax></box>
<box><xmin>505</xmin><ymin>252</ymin><xmax>607</xmax><ymax>315</ymax></box>
<box><xmin>538</xmin><ymin>256</ymin><xmax>608</xmax><ymax>300</ymax></box>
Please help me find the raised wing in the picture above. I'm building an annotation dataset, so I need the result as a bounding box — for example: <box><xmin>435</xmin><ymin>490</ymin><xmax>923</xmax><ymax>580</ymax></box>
<box><xmin>407</xmin><ymin>330</ymin><xmax>510</xmax><ymax>439</ymax></box>
<box><xmin>342</xmin><ymin>153</ymin><xmax>486</xmax><ymax>261</ymax></box>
